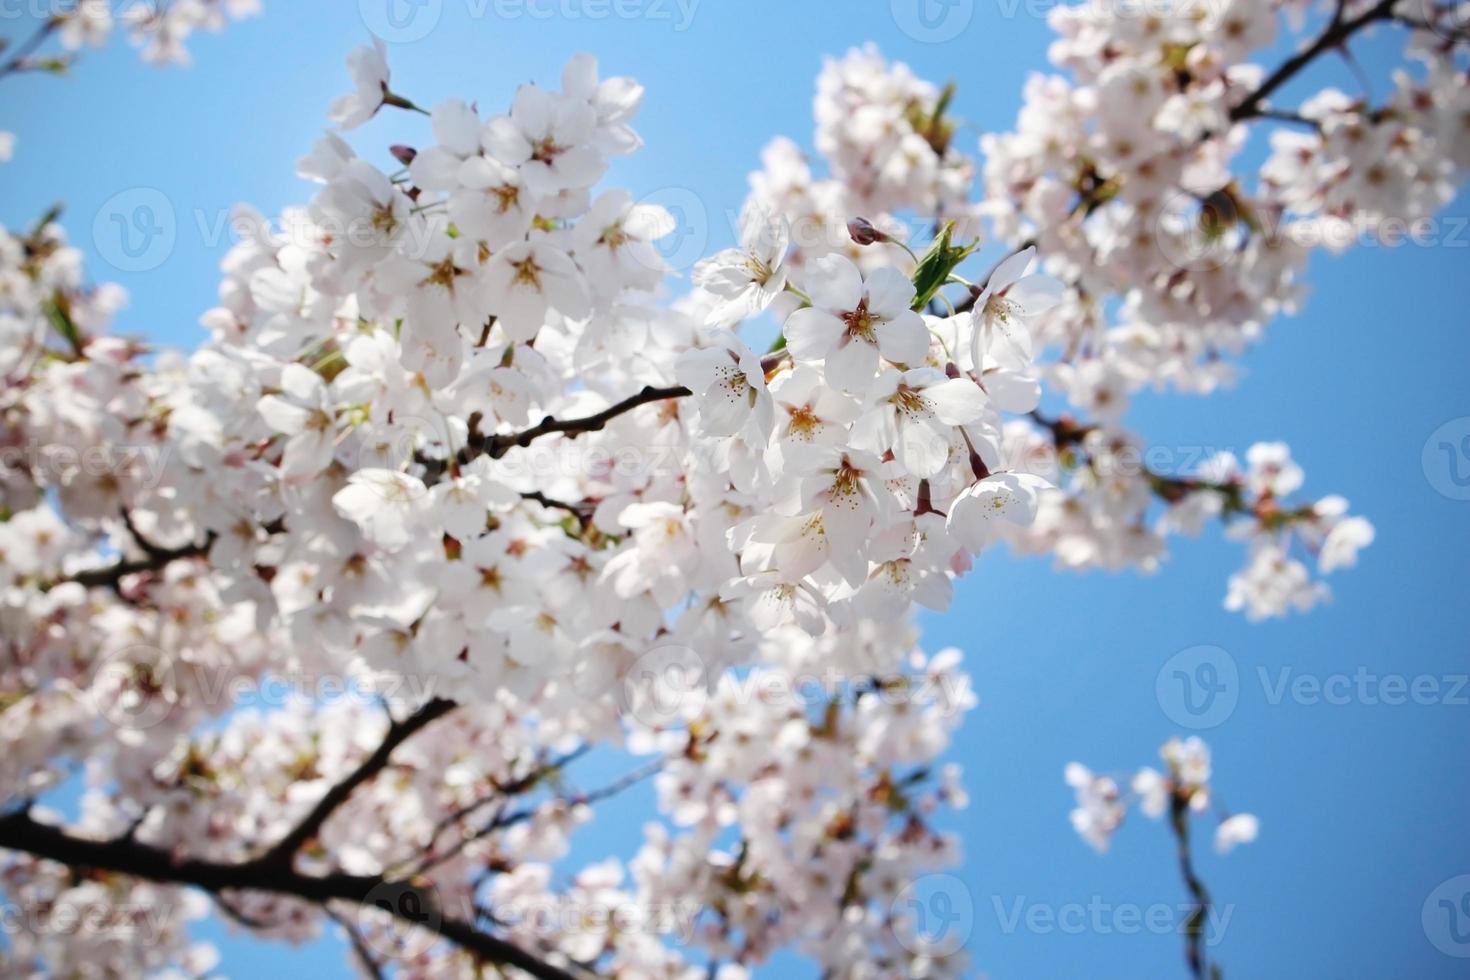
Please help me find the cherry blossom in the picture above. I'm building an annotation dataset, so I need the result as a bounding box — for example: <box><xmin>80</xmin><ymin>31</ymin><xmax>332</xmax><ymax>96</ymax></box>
<box><xmin>329</xmin><ymin>39</ymin><xmax>392</xmax><ymax>130</ymax></box>
<box><xmin>692</xmin><ymin>210</ymin><xmax>791</xmax><ymax>325</ymax></box>
<box><xmin>782</xmin><ymin>254</ymin><xmax>929</xmax><ymax>392</ymax></box>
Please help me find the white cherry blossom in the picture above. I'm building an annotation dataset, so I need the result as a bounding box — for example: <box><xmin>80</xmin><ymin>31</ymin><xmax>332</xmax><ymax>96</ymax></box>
<box><xmin>782</xmin><ymin>254</ymin><xmax>929</xmax><ymax>392</ymax></box>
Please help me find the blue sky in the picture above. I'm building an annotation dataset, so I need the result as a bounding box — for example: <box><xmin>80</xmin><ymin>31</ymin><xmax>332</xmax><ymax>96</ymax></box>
<box><xmin>3</xmin><ymin>2</ymin><xmax>1468</xmax><ymax>977</ymax></box>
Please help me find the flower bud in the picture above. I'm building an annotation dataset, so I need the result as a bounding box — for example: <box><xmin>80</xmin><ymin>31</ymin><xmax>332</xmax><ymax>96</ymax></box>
<box><xmin>847</xmin><ymin>217</ymin><xmax>889</xmax><ymax>246</ymax></box>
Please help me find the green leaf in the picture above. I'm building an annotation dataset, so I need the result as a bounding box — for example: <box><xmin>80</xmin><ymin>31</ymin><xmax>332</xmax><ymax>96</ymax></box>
<box><xmin>44</xmin><ymin>293</ymin><xmax>84</xmax><ymax>355</ymax></box>
<box><xmin>30</xmin><ymin>203</ymin><xmax>63</xmax><ymax>238</ymax></box>
<box><xmin>909</xmin><ymin>221</ymin><xmax>977</xmax><ymax>312</ymax></box>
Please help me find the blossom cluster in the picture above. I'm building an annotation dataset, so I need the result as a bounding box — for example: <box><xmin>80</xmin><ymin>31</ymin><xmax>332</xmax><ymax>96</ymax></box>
<box><xmin>731</xmin><ymin>39</ymin><xmax>1401</xmax><ymax>619</ymax></box>
<box><xmin>97</xmin><ymin>41</ymin><xmax>1067</xmax><ymax>719</ymax></box>
<box><xmin>742</xmin><ymin>45</ymin><xmax>982</xmax><ymax>275</ymax></box>
<box><xmin>53</xmin><ymin>0</ymin><xmax>260</xmax><ymax>66</ymax></box>
<box><xmin>0</xmin><ymin>0</ymin><xmax>1464</xmax><ymax>975</ymax></box>
<box><xmin>967</xmin><ymin>0</ymin><xmax>1459</xmax><ymax>613</ymax></box>
<box><xmin>1066</xmin><ymin>736</ymin><xmax>1260</xmax><ymax>855</ymax></box>
<box><xmin>984</xmin><ymin>0</ymin><xmax>1467</xmax><ymax>398</ymax></box>
<box><xmin>996</xmin><ymin>423</ymin><xmax>1376</xmax><ymax>619</ymax></box>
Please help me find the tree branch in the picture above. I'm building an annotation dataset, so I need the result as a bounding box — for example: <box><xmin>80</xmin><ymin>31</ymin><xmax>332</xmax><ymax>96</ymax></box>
<box><xmin>1229</xmin><ymin>0</ymin><xmax>1398</xmax><ymax>122</ymax></box>
<box><xmin>0</xmin><ymin>12</ymin><xmax>64</xmax><ymax>80</ymax></box>
<box><xmin>1169</xmin><ymin>792</ymin><xmax>1216</xmax><ymax>980</ymax></box>
<box><xmin>1029</xmin><ymin>409</ymin><xmax>1251</xmax><ymax>515</ymax></box>
<box><xmin>0</xmin><ymin>807</ymin><xmax>577</xmax><ymax>980</ymax></box>
<box><xmin>483</xmin><ymin>384</ymin><xmax>692</xmax><ymax>460</ymax></box>
<box><xmin>59</xmin><ymin>515</ymin><xmax>288</xmax><ymax>592</ymax></box>
<box><xmin>64</xmin><ymin>533</ymin><xmax>217</xmax><ymax>591</ymax></box>
<box><xmin>519</xmin><ymin>490</ymin><xmax>593</xmax><ymax>525</ymax></box>
<box><xmin>256</xmin><ymin>697</ymin><xmax>456</xmax><ymax>868</ymax></box>
<box><xmin>454</xmin><ymin>350</ymin><xmax>789</xmax><ymax>469</ymax></box>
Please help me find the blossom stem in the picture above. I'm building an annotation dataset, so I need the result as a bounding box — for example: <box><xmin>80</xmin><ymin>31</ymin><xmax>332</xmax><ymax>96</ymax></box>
<box><xmin>381</xmin><ymin>89</ymin><xmax>431</xmax><ymax>116</ymax></box>
<box><xmin>784</xmin><ymin>282</ymin><xmax>814</xmax><ymax>306</ymax></box>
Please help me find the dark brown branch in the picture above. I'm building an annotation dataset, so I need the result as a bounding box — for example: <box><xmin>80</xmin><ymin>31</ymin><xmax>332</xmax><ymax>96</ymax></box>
<box><xmin>1029</xmin><ymin>408</ymin><xmax>1250</xmax><ymax>514</ymax></box>
<box><xmin>466</xmin><ymin>350</ymin><xmax>790</xmax><ymax>465</ymax></box>
<box><xmin>484</xmin><ymin>384</ymin><xmax>691</xmax><ymax>459</ymax></box>
<box><xmin>0</xmin><ymin>807</ymin><xmax>577</xmax><ymax>980</ymax></box>
<box><xmin>119</xmin><ymin>509</ymin><xmax>183</xmax><ymax>563</ymax></box>
<box><xmin>414</xmin><ymin>746</ymin><xmax>595</xmax><ymax>875</ymax></box>
<box><xmin>257</xmin><ymin>697</ymin><xmax>456</xmax><ymax>868</ymax></box>
<box><xmin>568</xmin><ymin>757</ymin><xmax>663</xmax><ymax>808</ymax></box>
<box><xmin>1229</xmin><ymin>0</ymin><xmax>1398</xmax><ymax>122</ymax></box>
<box><xmin>61</xmin><ymin>515</ymin><xmax>287</xmax><ymax>592</ymax></box>
<box><xmin>420</xmin><ymin>757</ymin><xmax>663</xmax><ymax>878</ymax></box>
<box><xmin>520</xmin><ymin>491</ymin><xmax>592</xmax><ymax>525</ymax></box>
<box><xmin>1027</xmin><ymin>409</ymin><xmax>1094</xmax><ymax>447</ymax></box>
<box><xmin>1249</xmin><ymin>108</ymin><xmax>1321</xmax><ymax>129</ymax></box>
<box><xmin>65</xmin><ymin>533</ymin><xmax>217</xmax><ymax>591</ymax></box>
<box><xmin>421</xmin><ymin>745</ymin><xmax>592</xmax><ymax>856</ymax></box>
<box><xmin>1169</xmin><ymin>791</ymin><xmax>1216</xmax><ymax>980</ymax></box>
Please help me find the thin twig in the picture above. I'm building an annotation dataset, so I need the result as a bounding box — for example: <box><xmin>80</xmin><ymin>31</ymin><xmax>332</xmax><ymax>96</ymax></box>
<box><xmin>1229</xmin><ymin>0</ymin><xmax>1397</xmax><ymax>121</ymax></box>
<box><xmin>326</xmin><ymin>905</ymin><xmax>389</xmax><ymax>980</ymax></box>
<box><xmin>1169</xmin><ymin>791</ymin><xmax>1216</xmax><ymax>980</ymax></box>
<box><xmin>0</xmin><ymin>12</ymin><xmax>64</xmax><ymax>80</ymax></box>
<box><xmin>452</xmin><ymin>350</ymin><xmax>788</xmax><ymax>470</ymax></box>
<box><xmin>482</xmin><ymin>384</ymin><xmax>692</xmax><ymax>460</ymax></box>
<box><xmin>256</xmin><ymin>697</ymin><xmax>456</xmax><ymax>868</ymax></box>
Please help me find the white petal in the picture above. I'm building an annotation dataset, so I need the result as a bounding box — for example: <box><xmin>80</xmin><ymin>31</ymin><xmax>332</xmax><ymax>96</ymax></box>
<box><xmin>875</xmin><ymin>311</ymin><xmax>930</xmax><ymax>365</ymax></box>
<box><xmin>258</xmin><ymin>395</ymin><xmax>311</xmax><ymax>435</ymax></box>
<box><xmin>805</xmin><ymin>254</ymin><xmax>863</xmax><ymax>312</ymax></box>
<box><xmin>824</xmin><ymin>337</ymin><xmax>880</xmax><ymax>393</ymax></box>
<box><xmin>896</xmin><ymin>418</ymin><xmax>951</xmax><ymax>478</ymax></box>
<box><xmin>1007</xmin><ymin>273</ymin><xmax>1065</xmax><ymax>316</ymax></box>
<box><xmin>987</xmin><ymin>246</ymin><xmax>1036</xmax><ymax>292</ymax></box>
<box><xmin>782</xmin><ymin>308</ymin><xmax>845</xmax><ymax>362</ymax></box>
<box><xmin>863</xmin><ymin>266</ymin><xmax>917</xmax><ymax>320</ymax></box>
<box><xmin>922</xmin><ymin>378</ymin><xmax>988</xmax><ymax>425</ymax></box>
